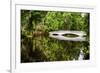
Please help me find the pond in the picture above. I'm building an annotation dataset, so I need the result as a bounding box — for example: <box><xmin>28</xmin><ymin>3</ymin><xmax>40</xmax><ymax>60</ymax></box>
<box><xmin>21</xmin><ymin>31</ymin><xmax>90</xmax><ymax>63</ymax></box>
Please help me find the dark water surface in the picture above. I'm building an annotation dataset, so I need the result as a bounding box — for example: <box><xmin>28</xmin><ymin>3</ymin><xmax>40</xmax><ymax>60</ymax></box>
<box><xmin>21</xmin><ymin>34</ymin><xmax>89</xmax><ymax>63</ymax></box>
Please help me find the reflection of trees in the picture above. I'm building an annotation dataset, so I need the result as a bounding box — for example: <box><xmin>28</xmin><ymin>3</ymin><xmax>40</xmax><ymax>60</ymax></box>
<box><xmin>21</xmin><ymin>36</ymin><xmax>48</xmax><ymax>62</ymax></box>
<box><xmin>21</xmin><ymin>34</ymin><xmax>89</xmax><ymax>62</ymax></box>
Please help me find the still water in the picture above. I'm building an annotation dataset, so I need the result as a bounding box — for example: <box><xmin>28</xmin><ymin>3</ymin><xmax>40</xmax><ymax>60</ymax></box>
<box><xmin>21</xmin><ymin>31</ymin><xmax>89</xmax><ymax>62</ymax></box>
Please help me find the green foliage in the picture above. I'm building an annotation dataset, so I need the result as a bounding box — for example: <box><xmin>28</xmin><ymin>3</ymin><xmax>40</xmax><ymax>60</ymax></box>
<box><xmin>21</xmin><ymin>10</ymin><xmax>90</xmax><ymax>62</ymax></box>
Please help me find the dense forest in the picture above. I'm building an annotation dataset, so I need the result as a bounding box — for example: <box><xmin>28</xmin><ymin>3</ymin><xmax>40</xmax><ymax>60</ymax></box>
<box><xmin>21</xmin><ymin>10</ymin><xmax>90</xmax><ymax>63</ymax></box>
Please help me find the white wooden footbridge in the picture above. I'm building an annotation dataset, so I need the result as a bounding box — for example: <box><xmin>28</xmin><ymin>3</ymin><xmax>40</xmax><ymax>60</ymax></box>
<box><xmin>49</xmin><ymin>30</ymin><xmax>86</xmax><ymax>41</ymax></box>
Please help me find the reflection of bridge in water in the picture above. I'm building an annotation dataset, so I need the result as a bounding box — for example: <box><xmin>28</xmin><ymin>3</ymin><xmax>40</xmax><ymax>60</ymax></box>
<box><xmin>49</xmin><ymin>30</ymin><xmax>86</xmax><ymax>41</ymax></box>
<box><xmin>49</xmin><ymin>30</ymin><xmax>86</xmax><ymax>60</ymax></box>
